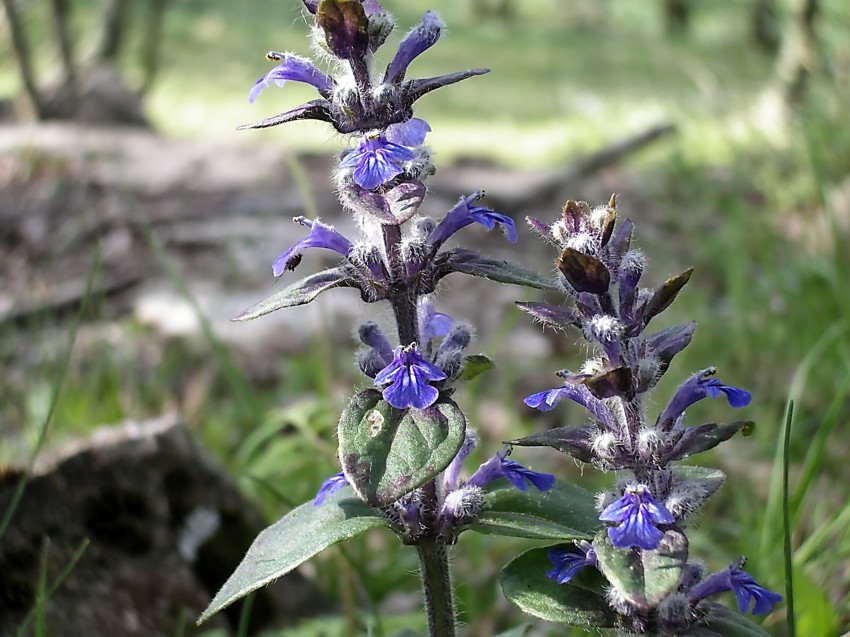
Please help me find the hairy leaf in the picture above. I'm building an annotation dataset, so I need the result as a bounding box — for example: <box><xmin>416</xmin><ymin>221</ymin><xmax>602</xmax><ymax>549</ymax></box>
<box><xmin>233</xmin><ymin>267</ymin><xmax>355</xmax><ymax>321</ymax></box>
<box><xmin>198</xmin><ymin>487</ymin><xmax>387</xmax><ymax>624</ymax></box>
<box><xmin>594</xmin><ymin>528</ymin><xmax>688</xmax><ymax>611</ymax></box>
<box><xmin>500</xmin><ymin>547</ymin><xmax>616</xmax><ymax>627</ymax></box>
<box><xmin>439</xmin><ymin>249</ymin><xmax>557</xmax><ymax>290</ymax></box>
<box><xmin>338</xmin><ymin>390</ymin><xmax>466</xmax><ymax>507</ymax></box>
<box><xmin>469</xmin><ymin>479</ymin><xmax>601</xmax><ymax>540</ymax></box>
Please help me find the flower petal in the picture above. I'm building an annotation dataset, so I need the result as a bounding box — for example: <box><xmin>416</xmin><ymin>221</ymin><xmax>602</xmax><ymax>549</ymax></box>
<box><xmin>249</xmin><ymin>53</ymin><xmax>333</xmax><ymax>103</ymax></box>
<box><xmin>385</xmin><ymin>11</ymin><xmax>445</xmax><ymax>84</ymax></box>
<box><xmin>272</xmin><ymin>217</ymin><xmax>354</xmax><ymax>277</ymax></box>
<box><xmin>313</xmin><ymin>471</ymin><xmax>348</xmax><ymax>506</ymax></box>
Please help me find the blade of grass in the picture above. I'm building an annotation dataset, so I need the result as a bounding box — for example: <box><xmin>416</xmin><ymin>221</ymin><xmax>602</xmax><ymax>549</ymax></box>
<box><xmin>236</xmin><ymin>592</ymin><xmax>255</xmax><ymax>637</ymax></box>
<box><xmin>15</xmin><ymin>539</ymin><xmax>90</xmax><ymax>637</ymax></box>
<box><xmin>0</xmin><ymin>250</ymin><xmax>100</xmax><ymax>542</ymax></box>
<box><xmin>782</xmin><ymin>400</ymin><xmax>796</xmax><ymax>637</ymax></box>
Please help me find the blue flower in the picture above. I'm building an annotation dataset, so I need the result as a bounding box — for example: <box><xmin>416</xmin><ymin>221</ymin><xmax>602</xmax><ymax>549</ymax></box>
<box><xmin>441</xmin><ymin>430</ymin><xmax>477</xmax><ymax>493</ymax></box>
<box><xmin>313</xmin><ymin>471</ymin><xmax>348</xmax><ymax>506</ymax></box>
<box><xmin>385</xmin><ymin>118</ymin><xmax>431</xmax><ymax>147</ymax></box>
<box><xmin>656</xmin><ymin>367</ymin><xmax>751</xmax><ymax>431</ymax></box>
<box><xmin>428</xmin><ymin>192</ymin><xmax>518</xmax><ymax>247</ymax></box>
<box><xmin>339</xmin><ymin>133</ymin><xmax>416</xmax><ymax>190</ymax></box>
<box><xmin>249</xmin><ymin>52</ymin><xmax>334</xmax><ymax>103</ymax></box>
<box><xmin>689</xmin><ymin>560</ymin><xmax>782</xmax><ymax>615</ymax></box>
<box><xmin>374</xmin><ymin>344</ymin><xmax>447</xmax><ymax>409</ymax></box>
<box><xmin>418</xmin><ymin>297</ymin><xmax>454</xmax><ymax>344</ymax></box>
<box><xmin>599</xmin><ymin>485</ymin><xmax>675</xmax><ymax>550</ymax></box>
<box><xmin>467</xmin><ymin>449</ymin><xmax>555</xmax><ymax>492</ymax></box>
<box><xmin>385</xmin><ymin>11</ymin><xmax>445</xmax><ymax>84</ymax></box>
<box><xmin>546</xmin><ymin>541</ymin><xmax>597</xmax><ymax>584</ymax></box>
<box><xmin>272</xmin><ymin>216</ymin><xmax>354</xmax><ymax>277</ymax></box>
<box><xmin>524</xmin><ymin>384</ymin><xmax>617</xmax><ymax>431</ymax></box>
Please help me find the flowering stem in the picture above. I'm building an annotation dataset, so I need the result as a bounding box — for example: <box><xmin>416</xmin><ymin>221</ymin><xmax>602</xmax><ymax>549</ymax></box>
<box><xmin>383</xmin><ymin>224</ymin><xmax>419</xmax><ymax>346</ymax></box>
<box><xmin>417</xmin><ymin>541</ymin><xmax>456</xmax><ymax>637</ymax></box>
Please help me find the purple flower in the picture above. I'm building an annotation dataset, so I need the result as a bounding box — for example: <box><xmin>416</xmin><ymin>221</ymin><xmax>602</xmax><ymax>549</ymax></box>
<box><xmin>385</xmin><ymin>11</ymin><xmax>445</xmax><ymax>84</ymax></box>
<box><xmin>467</xmin><ymin>450</ymin><xmax>555</xmax><ymax>492</ymax></box>
<box><xmin>524</xmin><ymin>384</ymin><xmax>617</xmax><ymax>431</ymax></box>
<box><xmin>272</xmin><ymin>216</ymin><xmax>354</xmax><ymax>277</ymax></box>
<box><xmin>441</xmin><ymin>429</ymin><xmax>477</xmax><ymax>493</ymax></box>
<box><xmin>249</xmin><ymin>52</ymin><xmax>334</xmax><ymax>103</ymax></box>
<box><xmin>599</xmin><ymin>485</ymin><xmax>675</xmax><ymax>550</ymax></box>
<box><xmin>313</xmin><ymin>471</ymin><xmax>348</xmax><ymax>506</ymax></box>
<box><xmin>374</xmin><ymin>344</ymin><xmax>448</xmax><ymax>409</ymax></box>
<box><xmin>656</xmin><ymin>368</ymin><xmax>752</xmax><ymax>431</ymax></box>
<box><xmin>546</xmin><ymin>541</ymin><xmax>597</xmax><ymax>584</ymax></box>
<box><xmin>427</xmin><ymin>192</ymin><xmax>518</xmax><ymax>247</ymax></box>
<box><xmin>418</xmin><ymin>297</ymin><xmax>454</xmax><ymax>344</ymax></box>
<box><xmin>339</xmin><ymin>133</ymin><xmax>416</xmax><ymax>190</ymax></box>
<box><xmin>385</xmin><ymin>118</ymin><xmax>431</xmax><ymax>147</ymax></box>
<box><xmin>689</xmin><ymin>560</ymin><xmax>782</xmax><ymax>615</ymax></box>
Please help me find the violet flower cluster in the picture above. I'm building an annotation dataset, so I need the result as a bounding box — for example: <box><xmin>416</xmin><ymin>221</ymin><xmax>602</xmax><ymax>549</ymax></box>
<box><xmin>513</xmin><ymin>197</ymin><xmax>781</xmax><ymax>633</ymax></box>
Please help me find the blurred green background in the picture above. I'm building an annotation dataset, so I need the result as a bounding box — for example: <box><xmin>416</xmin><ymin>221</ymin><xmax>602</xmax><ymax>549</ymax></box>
<box><xmin>1</xmin><ymin>0</ymin><xmax>849</xmax><ymax>635</ymax></box>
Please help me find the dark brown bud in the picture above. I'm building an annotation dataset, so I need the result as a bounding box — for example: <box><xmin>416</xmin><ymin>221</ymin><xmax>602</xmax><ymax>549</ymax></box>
<box><xmin>558</xmin><ymin>247</ymin><xmax>611</xmax><ymax>295</ymax></box>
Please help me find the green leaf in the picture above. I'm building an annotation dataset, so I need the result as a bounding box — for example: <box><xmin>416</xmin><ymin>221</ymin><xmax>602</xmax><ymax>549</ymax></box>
<box><xmin>461</xmin><ymin>354</ymin><xmax>494</xmax><ymax>381</ymax></box>
<box><xmin>671</xmin><ymin>465</ymin><xmax>725</xmax><ymax>501</ymax></box>
<box><xmin>338</xmin><ymin>390</ymin><xmax>466</xmax><ymax>507</ymax></box>
<box><xmin>682</xmin><ymin>605</ymin><xmax>773</xmax><ymax>637</ymax></box>
<box><xmin>469</xmin><ymin>479</ymin><xmax>601</xmax><ymax>540</ymax></box>
<box><xmin>500</xmin><ymin>547</ymin><xmax>616</xmax><ymax>628</ymax></box>
<box><xmin>593</xmin><ymin>528</ymin><xmax>688</xmax><ymax>611</ymax></box>
<box><xmin>439</xmin><ymin>249</ymin><xmax>558</xmax><ymax>290</ymax></box>
<box><xmin>233</xmin><ymin>267</ymin><xmax>355</xmax><ymax>321</ymax></box>
<box><xmin>198</xmin><ymin>487</ymin><xmax>387</xmax><ymax>624</ymax></box>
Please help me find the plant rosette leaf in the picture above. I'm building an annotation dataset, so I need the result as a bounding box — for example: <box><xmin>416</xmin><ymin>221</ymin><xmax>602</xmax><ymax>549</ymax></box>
<box><xmin>500</xmin><ymin>546</ymin><xmax>616</xmax><ymax>628</ymax></box>
<box><xmin>681</xmin><ymin>604</ymin><xmax>774</xmax><ymax>637</ymax></box>
<box><xmin>197</xmin><ymin>486</ymin><xmax>387</xmax><ymax>624</ymax></box>
<box><xmin>593</xmin><ymin>527</ymin><xmax>688</xmax><ymax>611</ymax></box>
<box><xmin>233</xmin><ymin>267</ymin><xmax>355</xmax><ymax>321</ymax></box>
<box><xmin>468</xmin><ymin>479</ymin><xmax>601</xmax><ymax>540</ymax></box>
<box><xmin>338</xmin><ymin>390</ymin><xmax>466</xmax><ymax>507</ymax></box>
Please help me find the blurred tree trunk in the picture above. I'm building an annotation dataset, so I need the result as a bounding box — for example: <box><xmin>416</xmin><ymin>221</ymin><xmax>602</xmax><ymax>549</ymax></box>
<box><xmin>663</xmin><ymin>0</ymin><xmax>692</xmax><ymax>35</ymax></box>
<box><xmin>50</xmin><ymin>0</ymin><xmax>79</xmax><ymax>115</ymax></box>
<box><xmin>140</xmin><ymin>0</ymin><xmax>167</xmax><ymax>95</ymax></box>
<box><xmin>95</xmin><ymin>0</ymin><xmax>130</xmax><ymax>63</ymax></box>
<box><xmin>774</xmin><ymin>0</ymin><xmax>820</xmax><ymax>108</ymax></box>
<box><xmin>750</xmin><ymin>0</ymin><xmax>780</xmax><ymax>54</ymax></box>
<box><xmin>1</xmin><ymin>0</ymin><xmax>45</xmax><ymax>117</ymax></box>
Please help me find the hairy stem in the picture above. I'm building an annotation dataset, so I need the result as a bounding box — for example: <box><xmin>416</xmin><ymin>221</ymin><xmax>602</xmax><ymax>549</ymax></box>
<box><xmin>383</xmin><ymin>224</ymin><xmax>419</xmax><ymax>346</ymax></box>
<box><xmin>417</xmin><ymin>541</ymin><xmax>456</xmax><ymax>637</ymax></box>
